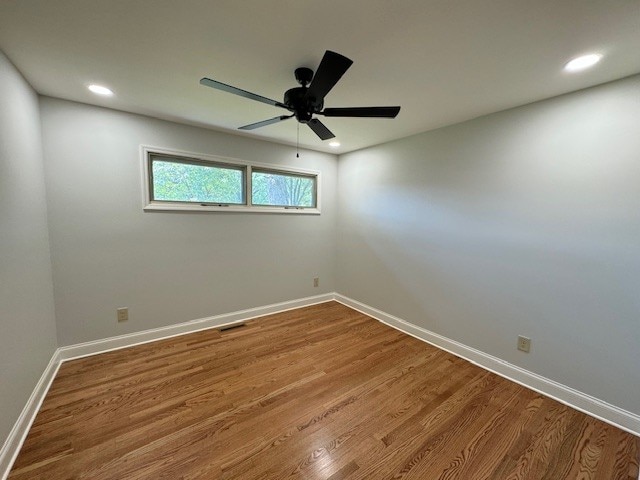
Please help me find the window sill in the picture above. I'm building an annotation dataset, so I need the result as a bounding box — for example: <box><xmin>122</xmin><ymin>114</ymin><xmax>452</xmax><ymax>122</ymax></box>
<box><xmin>143</xmin><ymin>203</ymin><xmax>321</xmax><ymax>215</ymax></box>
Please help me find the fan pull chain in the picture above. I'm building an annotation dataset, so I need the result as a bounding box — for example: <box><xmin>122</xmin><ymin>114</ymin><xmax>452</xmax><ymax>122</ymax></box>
<box><xmin>296</xmin><ymin>122</ymin><xmax>300</xmax><ymax>158</ymax></box>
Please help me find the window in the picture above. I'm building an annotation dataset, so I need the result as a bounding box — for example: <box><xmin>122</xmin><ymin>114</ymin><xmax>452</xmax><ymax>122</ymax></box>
<box><xmin>142</xmin><ymin>147</ymin><xmax>320</xmax><ymax>214</ymax></box>
<box><xmin>149</xmin><ymin>154</ymin><xmax>245</xmax><ymax>205</ymax></box>
<box><xmin>252</xmin><ymin>169</ymin><xmax>316</xmax><ymax>208</ymax></box>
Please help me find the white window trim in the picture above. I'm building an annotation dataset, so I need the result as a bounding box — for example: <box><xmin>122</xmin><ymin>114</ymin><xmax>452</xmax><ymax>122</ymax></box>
<box><xmin>140</xmin><ymin>145</ymin><xmax>321</xmax><ymax>214</ymax></box>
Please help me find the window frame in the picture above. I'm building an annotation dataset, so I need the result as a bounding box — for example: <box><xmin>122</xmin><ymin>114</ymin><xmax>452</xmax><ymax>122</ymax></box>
<box><xmin>141</xmin><ymin>146</ymin><xmax>321</xmax><ymax>214</ymax></box>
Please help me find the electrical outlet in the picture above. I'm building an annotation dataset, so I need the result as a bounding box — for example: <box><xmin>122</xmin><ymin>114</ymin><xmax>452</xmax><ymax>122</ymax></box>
<box><xmin>117</xmin><ymin>307</ymin><xmax>129</xmax><ymax>322</ymax></box>
<box><xmin>313</xmin><ymin>277</ymin><xmax>319</xmax><ymax>288</ymax></box>
<box><xmin>517</xmin><ymin>335</ymin><xmax>531</xmax><ymax>353</ymax></box>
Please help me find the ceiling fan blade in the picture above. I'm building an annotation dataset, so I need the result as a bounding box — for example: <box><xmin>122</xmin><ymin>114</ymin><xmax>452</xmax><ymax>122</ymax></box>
<box><xmin>200</xmin><ymin>78</ymin><xmax>288</xmax><ymax>109</ymax></box>
<box><xmin>238</xmin><ymin>115</ymin><xmax>294</xmax><ymax>130</ymax></box>
<box><xmin>305</xmin><ymin>51</ymin><xmax>353</xmax><ymax>105</ymax></box>
<box><xmin>307</xmin><ymin>119</ymin><xmax>335</xmax><ymax>140</ymax></box>
<box><xmin>321</xmin><ymin>106</ymin><xmax>401</xmax><ymax>118</ymax></box>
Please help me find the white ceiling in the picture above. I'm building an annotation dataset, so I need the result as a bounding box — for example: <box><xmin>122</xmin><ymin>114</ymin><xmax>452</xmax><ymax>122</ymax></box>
<box><xmin>0</xmin><ymin>0</ymin><xmax>638</xmax><ymax>154</ymax></box>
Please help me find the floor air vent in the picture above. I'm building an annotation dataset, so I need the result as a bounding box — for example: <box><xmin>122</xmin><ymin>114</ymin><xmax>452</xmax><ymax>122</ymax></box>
<box><xmin>218</xmin><ymin>323</ymin><xmax>246</xmax><ymax>332</ymax></box>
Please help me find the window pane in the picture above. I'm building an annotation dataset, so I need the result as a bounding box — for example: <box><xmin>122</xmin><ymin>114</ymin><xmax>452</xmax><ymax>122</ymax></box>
<box><xmin>252</xmin><ymin>170</ymin><xmax>316</xmax><ymax>207</ymax></box>
<box><xmin>151</xmin><ymin>157</ymin><xmax>244</xmax><ymax>204</ymax></box>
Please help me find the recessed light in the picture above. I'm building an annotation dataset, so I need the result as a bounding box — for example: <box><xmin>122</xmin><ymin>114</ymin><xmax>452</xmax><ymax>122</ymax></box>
<box><xmin>564</xmin><ymin>54</ymin><xmax>602</xmax><ymax>72</ymax></box>
<box><xmin>329</xmin><ymin>141</ymin><xmax>340</xmax><ymax>147</ymax></box>
<box><xmin>88</xmin><ymin>84</ymin><xmax>114</xmax><ymax>96</ymax></box>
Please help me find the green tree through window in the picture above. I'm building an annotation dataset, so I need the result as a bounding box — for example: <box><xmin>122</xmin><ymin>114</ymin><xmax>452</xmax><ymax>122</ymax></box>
<box><xmin>151</xmin><ymin>159</ymin><xmax>244</xmax><ymax>204</ymax></box>
<box><xmin>252</xmin><ymin>171</ymin><xmax>314</xmax><ymax>207</ymax></box>
<box><xmin>146</xmin><ymin>151</ymin><xmax>318</xmax><ymax>212</ymax></box>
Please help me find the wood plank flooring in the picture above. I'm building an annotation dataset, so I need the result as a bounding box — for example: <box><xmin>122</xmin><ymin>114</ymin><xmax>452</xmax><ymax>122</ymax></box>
<box><xmin>9</xmin><ymin>302</ymin><xmax>639</xmax><ymax>479</ymax></box>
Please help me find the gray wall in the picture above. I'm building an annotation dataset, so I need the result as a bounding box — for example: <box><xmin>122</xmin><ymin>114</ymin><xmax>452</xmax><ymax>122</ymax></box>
<box><xmin>336</xmin><ymin>75</ymin><xmax>640</xmax><ymax>415</ymax></box>
<box><xmin>0</xmin><ymin>52</ymin><xmax>57</xmax><ymax>443</ymax></box>
<box><xmin>39</xmin><ymin>97</ymin><xmax>338</xmax><ymax>346</ymax></box>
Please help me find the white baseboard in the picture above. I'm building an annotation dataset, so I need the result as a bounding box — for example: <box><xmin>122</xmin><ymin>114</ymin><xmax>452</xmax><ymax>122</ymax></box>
<box><xmin>0</xmin><ymin>293</ymin><xmax>333</xmax><ymax>479</ymax></box>
<box><xmin>58</xmin><ymin>293</ymin><xmax>334</xmax><ymax>361</ymax></box>
<box><xmin>0</xmin><ymin>350</ymin><xmax>61</xmax><ymax>480</ymax></box>
<box><xmin>334</xmin><ymin>293</ymin><xmax>640</xmax><ymax>437</ymax></box>
<box><xmin>2</xmin><ymin>292</ymin><xmax>638</xmax><ymax>480</ymax></box>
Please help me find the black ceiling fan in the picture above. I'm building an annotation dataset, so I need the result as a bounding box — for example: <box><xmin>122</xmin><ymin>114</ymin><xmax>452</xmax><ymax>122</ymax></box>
<box><xmin>200</xmin><ymin>50</ymin><xmax>401</xmax><ymax>141</ymax></box>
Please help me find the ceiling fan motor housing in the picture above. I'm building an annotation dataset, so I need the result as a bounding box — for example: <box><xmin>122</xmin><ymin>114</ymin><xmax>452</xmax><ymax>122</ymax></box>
<box><xmin>284</xmin><ymin>86</ymin><xmax>322</xmax><ymax>123</ymax></box>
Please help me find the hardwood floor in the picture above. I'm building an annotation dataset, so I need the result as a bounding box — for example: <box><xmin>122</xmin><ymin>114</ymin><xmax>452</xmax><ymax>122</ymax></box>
<box><xmin>9</xmin><ymin>302</ymin><xmax>639</xmax><ymax>479</ymax></box>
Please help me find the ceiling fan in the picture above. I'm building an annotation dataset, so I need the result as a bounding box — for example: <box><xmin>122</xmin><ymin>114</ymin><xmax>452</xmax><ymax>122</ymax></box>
<box><xmin>200</xmin><ymin>50</ymin><xmax>401</xmax><ymax>141</ymax></box>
